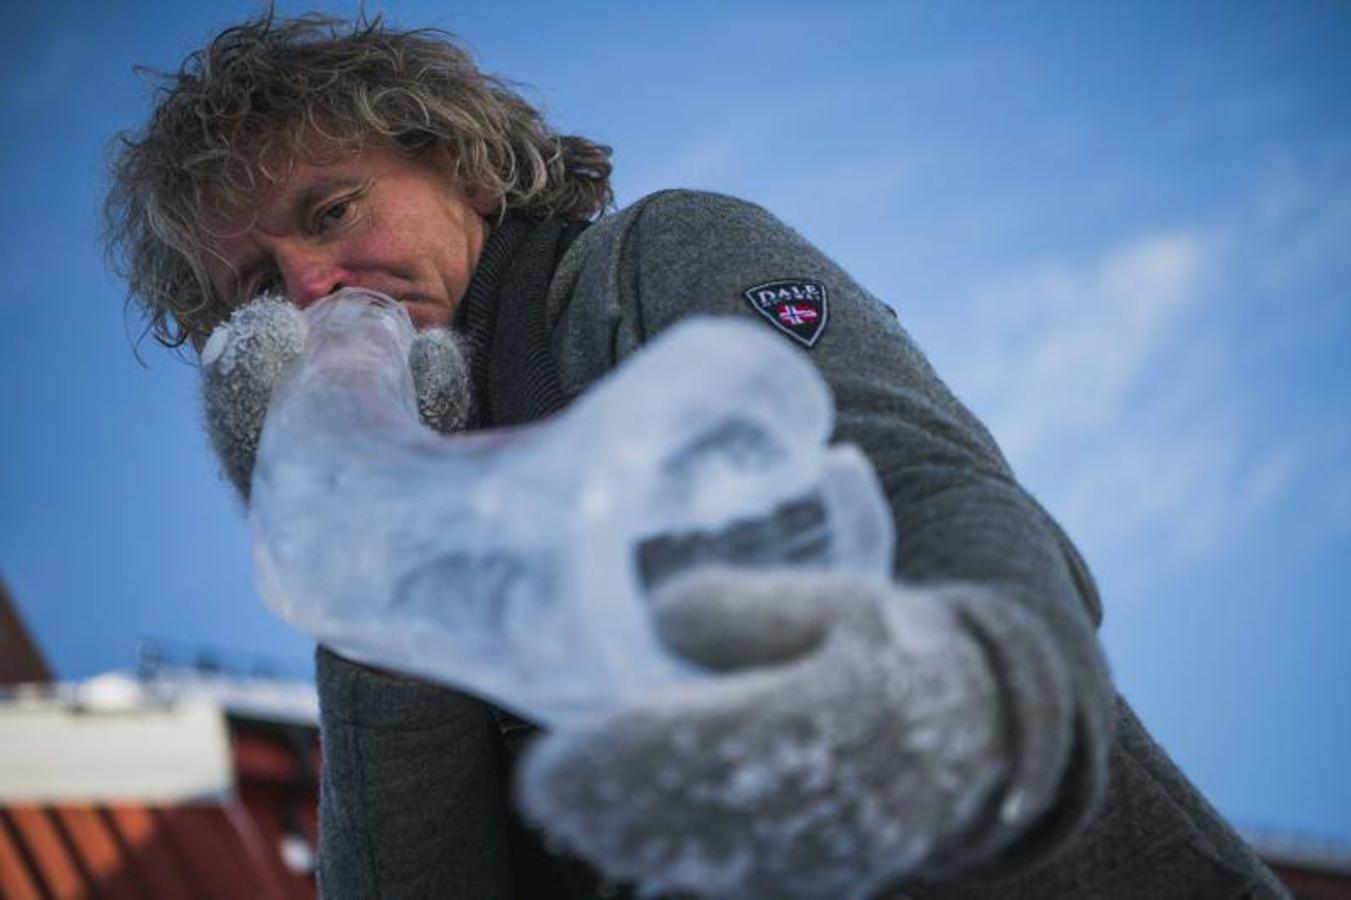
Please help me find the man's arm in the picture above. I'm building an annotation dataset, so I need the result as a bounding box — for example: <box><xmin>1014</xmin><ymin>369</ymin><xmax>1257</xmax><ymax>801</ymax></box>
<box><xmin>554</xmin><ymin>189</ymin><xmax>1115</xmax><ymax>874</ymax></box>
<box><xmin>538</xmin><ymin>190</ymin><xmax>1291</xmax><ymax>899</ymax></box>
<box><xmin>506</xmin><ymin>189</ymin><xmax>1122</xmax><ymax>898</ymax></box>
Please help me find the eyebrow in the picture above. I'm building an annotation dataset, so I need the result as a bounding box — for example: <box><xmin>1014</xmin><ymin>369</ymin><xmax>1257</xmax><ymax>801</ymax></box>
<box><xmin>291</xmin><ymin>176</ymin><xmax>360</xmax><ymax>224</ymax></box>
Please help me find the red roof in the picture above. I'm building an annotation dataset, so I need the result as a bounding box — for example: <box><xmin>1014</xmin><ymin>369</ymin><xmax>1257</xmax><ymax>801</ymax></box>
<box><xmin>0</xmin><ymin>801</ymin><xmax>307</xmax><ymax>900</ymax></box>
<box><xmin>0</xmin><ymin>578</ymin><xmax>51</xmax><ymax>686</ymax></box>
<box><xmin>0</xmin><ymin>723</ymin><xmax>317</xmax><ymax>900</ymax></box>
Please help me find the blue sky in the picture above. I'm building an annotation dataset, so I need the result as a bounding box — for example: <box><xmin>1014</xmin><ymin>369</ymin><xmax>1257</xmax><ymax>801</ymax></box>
<box><xmin>2</xmin><ymin>0</ymin><xmax>1348</xmax><ymax>845</ymax></box>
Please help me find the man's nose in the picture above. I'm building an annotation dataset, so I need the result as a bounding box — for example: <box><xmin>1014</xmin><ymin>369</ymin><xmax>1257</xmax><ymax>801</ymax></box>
<box><xmin>276</xmin><ymin>243</ymin><xmax>347</xmax><ymax>307</ymax></box>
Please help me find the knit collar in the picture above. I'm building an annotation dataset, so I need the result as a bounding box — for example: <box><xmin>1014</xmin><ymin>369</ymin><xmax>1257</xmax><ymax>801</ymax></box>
<box><xmin>452</xmin><ymin>213</ymin><xmax>586</xmax><ymax>429</ymax></box>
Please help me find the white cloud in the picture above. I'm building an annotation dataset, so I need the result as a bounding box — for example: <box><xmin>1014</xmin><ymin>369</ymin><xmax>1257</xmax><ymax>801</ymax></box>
<box><xmin>1246</xmin><ymin>149</ymin><xmax>1351</xmax><ymax>295</ymax></box>
<box><xmin>958</xmin><ymin>230</ymin><xmax>1212</xmax><ymax>459</ymax></box>
<box><xmin>925</xmin><ymin>227</ymin><xmax>1305</xmax><ymax>591</ymax></box>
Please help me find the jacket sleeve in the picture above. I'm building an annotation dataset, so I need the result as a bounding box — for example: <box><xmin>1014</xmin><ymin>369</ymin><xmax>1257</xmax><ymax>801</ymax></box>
<box><xmin>550</xmin><ymin>189</ymin><xmax>1116</xmax><ymax>877</ymax></box>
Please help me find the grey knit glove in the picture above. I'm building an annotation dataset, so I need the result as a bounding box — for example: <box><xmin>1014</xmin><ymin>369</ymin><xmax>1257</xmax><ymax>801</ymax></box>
<box><xmin>518</xmin><ymin>568</ymin><xmax>1074</xmax><ymax>899</ymax></box>
<box><xmin>199</xmin><ymin>294</ymin><xmax>472</xmax><ymax>501</ymax></box>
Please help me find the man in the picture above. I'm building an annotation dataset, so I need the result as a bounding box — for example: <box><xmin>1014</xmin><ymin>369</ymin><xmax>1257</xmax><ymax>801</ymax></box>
<box><xmin>105</xmin><ymin>13</ymin><xmax>1288</xmax><ymax>899</ymax></box>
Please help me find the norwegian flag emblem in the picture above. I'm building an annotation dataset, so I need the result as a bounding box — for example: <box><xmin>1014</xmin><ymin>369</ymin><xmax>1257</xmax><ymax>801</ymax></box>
<box><xmin>778</xmin><ymin>303</ymin><xmax>817</xmax><ymax>326</ymax></box>
<box><xmin>742</xmin><ymin>279</ymin><xmax>830</xmax><ymax>347</ymax></box>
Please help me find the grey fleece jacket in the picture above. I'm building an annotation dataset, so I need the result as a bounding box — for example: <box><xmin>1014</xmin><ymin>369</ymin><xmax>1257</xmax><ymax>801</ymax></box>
<box><xmin>316</xmin><ymin>189</ymin><xmax>1288</xmax><ymax>899</ymax></box>
<box><xmin>543</xmin><ymin>190</ymin><xmax>1288</xmax><ymax>899</ymax></box>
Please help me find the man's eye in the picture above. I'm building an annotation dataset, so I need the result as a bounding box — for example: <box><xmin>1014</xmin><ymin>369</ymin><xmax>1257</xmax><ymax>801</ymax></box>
<box><xmin>318</xmin><ymin>198</ymin><xmax>351</xmax><ymax>229</ymax></box>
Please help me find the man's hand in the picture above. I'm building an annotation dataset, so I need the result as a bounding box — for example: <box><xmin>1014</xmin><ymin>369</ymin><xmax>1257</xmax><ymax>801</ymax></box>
<box><xmin>407</xmin><ymin>327</ymin><xmax>473</xmax><ymax>436</ymax></box>
<box><xmin>200</xmin><ymin>295</ymin><xmax>307</xmax><ymax>501</ymax></box>
<box><xmin>200</xmin><ymin>294</ymin><xmax>472</xmax><ymax>501</ymax></box>
<box><xmin>517</xmin><ymin>568</ymin><xmax>1050</xmax><ymax>899</ymax></box>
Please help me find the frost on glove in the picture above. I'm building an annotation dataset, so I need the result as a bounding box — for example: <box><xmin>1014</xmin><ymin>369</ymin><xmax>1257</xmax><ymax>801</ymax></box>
<box><xmin>199</xmin><ymin>294</ymin><xmax>473</xmax><ymax>502</ymax></box>
<box><xmin>518</xmin><ymin>568</ymin><xmax>1076</xmax><ymax>899</ymax></box>
<box><xmin>407</xmin><ymin>326</ymin><xmax>474</xmax><ymax>435</ymax></box>
<box><xmin>200</xmin><ymin>295</ymin><xmax>306</xmax><ymax>501</ymax></box>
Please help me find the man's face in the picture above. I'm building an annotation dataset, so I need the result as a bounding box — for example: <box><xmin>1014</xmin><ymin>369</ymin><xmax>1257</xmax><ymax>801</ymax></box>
<box><xmin>204</xmin><ymin>143</ymin><xmax>493</xmax><ymax>331</ymax></box>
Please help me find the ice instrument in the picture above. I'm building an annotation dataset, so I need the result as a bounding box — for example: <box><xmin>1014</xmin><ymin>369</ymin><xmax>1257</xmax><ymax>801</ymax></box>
<box><xmin>250</xmin><ymin>288</ymin><xmax>894</xmax><ymax>726</ymax></box>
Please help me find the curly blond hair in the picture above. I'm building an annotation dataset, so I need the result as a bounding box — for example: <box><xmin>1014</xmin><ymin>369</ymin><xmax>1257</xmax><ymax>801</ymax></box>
<box><xmin>104</xmin><ymin>12</ymin><xmax>613</xmax><ymax>350</ymax></box>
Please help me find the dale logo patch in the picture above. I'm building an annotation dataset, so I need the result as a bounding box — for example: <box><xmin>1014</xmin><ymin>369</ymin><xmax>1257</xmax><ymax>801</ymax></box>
<box><xmin>742</xmin><ymin>279</ymin><xmax>829</xmax><ymax>348</ymax></box>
